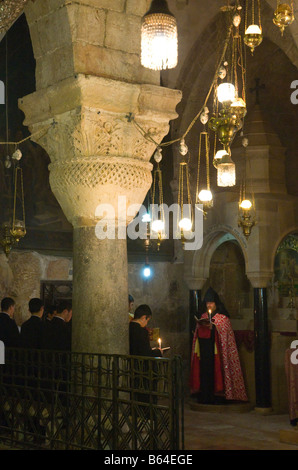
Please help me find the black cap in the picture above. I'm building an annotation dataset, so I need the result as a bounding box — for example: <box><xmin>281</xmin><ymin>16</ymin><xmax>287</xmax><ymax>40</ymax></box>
<box><xmin>203</xmin><ymin>287</ymin><xmax>219</xmax><ymax>303</ymax></box>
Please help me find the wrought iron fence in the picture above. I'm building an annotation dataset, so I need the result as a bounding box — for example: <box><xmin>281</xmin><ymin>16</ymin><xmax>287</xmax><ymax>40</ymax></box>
<box><xmin>0</xmin><ymin>349</ymin><xmax>184</xmax><ymax>450</ymax></box>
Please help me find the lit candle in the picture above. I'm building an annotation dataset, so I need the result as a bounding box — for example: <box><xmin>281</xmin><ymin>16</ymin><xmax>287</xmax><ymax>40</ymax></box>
<box><xmin>158</xmin><ymin>338</ymin><xmax>162</xmax><ymax>349</ymax></box>
<box><xmin>208</xmin><ymin>309</ymin><xmax>212</xmax><ymax>322</ymax></box>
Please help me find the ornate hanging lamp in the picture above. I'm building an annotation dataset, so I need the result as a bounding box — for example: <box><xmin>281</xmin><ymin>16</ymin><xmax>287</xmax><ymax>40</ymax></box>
<box><xmin>244</xmin><ymin>0</ymin><xmax>263</xmax><ymax>55</ymax></box>
<box><xmin>150</xmin><ymin>148</ymin><xmax>166</xmax><ymax>250</ymax></box>
<box><xmin>0</xmin><ymin>150</ymin><xmax>26</xmax><ymax>256</ymax></box>
<box><xmin>238</xmin><ymin>144</ymin><xmax>256</xmax><ymax>239</ymax></box>
<box><xmin>141</xmin><ymin>0</ymin><xmax>178</xmax><ymax>71</ymax></box>
<box><xmin>196</xmin><ymin>131</ymin><xmax>213</xmax><ymax>216</ymax></box>
<box><xmin>273</xmin><ymin>1</ymin><xmax>295</xmax><ymax>35</ymax></box>
<box><xmin>238</xmin><ymin>181</ymin><xmax>256</xmax><ymax>238</ymax></box>
<box><xmin>177</xmin><ymin>140</ymin><xmax>193</xmax><ymax>248</ymax></box>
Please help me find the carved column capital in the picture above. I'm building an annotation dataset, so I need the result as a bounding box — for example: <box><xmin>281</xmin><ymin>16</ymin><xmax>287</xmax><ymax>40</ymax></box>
<box><xmin>19</xmin><ymin>75</ymin><xmax>182</xmax><ymax>227</ymax></box>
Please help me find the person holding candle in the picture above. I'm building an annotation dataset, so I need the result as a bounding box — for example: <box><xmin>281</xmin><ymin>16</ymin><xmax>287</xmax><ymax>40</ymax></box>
<box><xmin>129</xmin><ymin>304</ymin><xmax>162</xmax><ymax>358</ymax></box>
<box><xmin>190</xmin><ymin>287</ymin><xmax>247</xmax><ymax>405</ymax></box>
<box><xmin>129</xmin><ymin>304</ymin><xmax>163</xmax><ymax>420</ymax></box>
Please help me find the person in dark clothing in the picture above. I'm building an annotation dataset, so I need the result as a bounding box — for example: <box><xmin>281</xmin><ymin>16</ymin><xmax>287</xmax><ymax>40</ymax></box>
<box><xmin>129</xmin><ymin>305</ymin><xmax>162</xmax><ymax>421</ymax></box>
<box><xmin>0</xmin><ymin>297</ymin><xmax>20</xmax><ymax>347</ymax></box>
<box><xmin>42</xmin><ymin>300</ymin><xmax>72</xmax><ymax>351</ymax></box>
<box><xmin>129</xmin><ymin>304</ymin><xmax>162</xmax><ymax>358</ymax></box>
<box><xmin>42</xmin><ymin>300</ymin><xmax>73</xmax><ymax>413</ymax></box>
<box><xmin>0</xmin><ymin>297</ymin><xmax>20</xmax><ymax>428</ymax></box>
<box><xmin>20</xmin><ymin>298</ymin><xmax>45</xmax><ymax>349</ymax></box>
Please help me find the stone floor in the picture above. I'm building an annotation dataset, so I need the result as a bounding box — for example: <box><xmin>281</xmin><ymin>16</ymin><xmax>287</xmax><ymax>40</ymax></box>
<box><xmin>183</xmin><ymin>400</ymin><xmax>298</xmax><ymax>451</ymax></box>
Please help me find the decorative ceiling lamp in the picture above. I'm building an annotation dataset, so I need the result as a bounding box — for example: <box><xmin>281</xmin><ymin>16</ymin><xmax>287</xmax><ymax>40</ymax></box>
<box><xmin>196</xmin><ymin>131</ymin><xmax>213</xmax><ymax>217</ymax></box>
<box><xmin>141</xmin><ymin>0</ymin><xmax>178</xmax><ymax>71</ymax></box>
<box><xmin>273</xmin><ymin>1</ymin><xmax>295</xmax><ymax>35</ymax></box>
<box><xmin>209</xmin><ymin>6</ymin><xmax>246</xmax><ymax>185</ymax></box>
<box><xmin>177</xmin><ymin>139</ymin><xmax>193</xmax><ymax>248</ymax></box>
<box><xmin>150</xmin><ymin>148</ymin><xmax>166</xmax><ymax>250</ymax></box>
<box><xmin>238</xmin><ymin>142</ymin><xmax>256</xmax><ymax>239</ymax></box>
<box><xmin>0</xmin><ymin>33</ymin><xmax>26</xmax><ymax>256</ymax></box>
<box><xmin>213</xmin><ymin>147</ymin><xmax>236</xmax><ymax>187</ymax></box>
<box><xmin>0</xmin><ymin>150</ymin><xmax>26</xmax><ymax>256</ymax></box>
<box><xmin>244</xmin><ymin>0</ymin><xmax>263</xmax><ymax>55</ymax></box>
<box><xmin>238</xmin><ymin>180</ymin><xmax>256</xmax><ymax>238</ymax></box>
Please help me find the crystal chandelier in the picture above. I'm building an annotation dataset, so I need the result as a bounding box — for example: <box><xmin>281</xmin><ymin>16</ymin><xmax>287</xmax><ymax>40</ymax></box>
<box><xmin>141</xmin><ymin>0</ymin><xmax>178</xmax><ymax>71</ymax></box>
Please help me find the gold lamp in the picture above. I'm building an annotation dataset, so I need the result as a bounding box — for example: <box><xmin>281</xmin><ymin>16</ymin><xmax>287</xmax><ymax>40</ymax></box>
<box><xmin>238</xmin><ymin>177</ymin><xmax>256</xmax><ymax>239</ymax></box>
<box><xmin>150</xmin><ymin>148</ymin><xmax>166</xmax><ymax>251</ymax></box>
<box><xmin>196</xmin><ymin>131</ymin><xmax>213</xmax><ymax>216</ymax></box>
<box><xmin>141</xmin><ymin>0</ymin><xmax>178</xmax><ymax>71</ymax></box>
<box><xmin>244</xmin><ymin>0</ymin><xmax>263</xmax><ymax>55</ymax></box>
<box><xmin>177</xmin><ymin>158</ymin><xmax>193</xmax><ymax>248</ymax></box>
<box><xmin>0</xmin><ymin>152</ymin><xmax>26</xmax><ymax>256</ymax></box>
<box><xmin>273</xmin><ymin>1</ymin><xmax>295</xmax><ymax>35</ymax></box>
<box><xmin>209</xmin><ymin>9</ymin><xmax>246</xmax><ymax>170</ymax></box>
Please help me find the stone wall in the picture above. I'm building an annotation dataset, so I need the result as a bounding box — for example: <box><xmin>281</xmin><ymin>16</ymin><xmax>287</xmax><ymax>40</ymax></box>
<box><xmin>0</xmin><ymin>251</ymin><xmax>72</xmax><ymax>326</ymax></box>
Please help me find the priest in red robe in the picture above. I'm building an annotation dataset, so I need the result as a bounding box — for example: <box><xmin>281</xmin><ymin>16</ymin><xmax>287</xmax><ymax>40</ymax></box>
<box><xmin>190</xmin><ymin>287</ymin><xmax>247</xmax><ymax>404</ymax></box>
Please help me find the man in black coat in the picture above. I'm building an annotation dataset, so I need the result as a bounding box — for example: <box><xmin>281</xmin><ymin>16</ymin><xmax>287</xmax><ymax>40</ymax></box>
<box><xmin>20</xmin><ymin>298</ymin><xmax>45</xmax><ymax>349</ymax></box>
<box><xmin>0</xmin><ymin>297</ymin><xmax>20</xmax><ymax>347</ymax></box>
<box><xmin>42</xmin><ymin>300</ymin><xmax>72</xmax><ymax>351</ymax></box>
<box><xmin>129</xmin><ymin>304</ymin><xmax>162</xmax><ymax>420</ymax></box>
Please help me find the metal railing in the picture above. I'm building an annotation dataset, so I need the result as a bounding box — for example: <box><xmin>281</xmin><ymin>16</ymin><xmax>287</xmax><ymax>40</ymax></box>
<box><xmin>0</xmin><ymin>349</ymin><xmax>184</xmax><ymax>450</ymax></box>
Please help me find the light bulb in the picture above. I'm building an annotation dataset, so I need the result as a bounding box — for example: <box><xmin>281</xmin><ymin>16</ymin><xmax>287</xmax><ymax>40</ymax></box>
<box><xmin>198</xmin><ymin>189</ymin><xmax>213</xmax><ymax>202</ymax></box>
<box><xmin>151</xmin><ymin>219</ymin><xmax>164</xmax><ymax>232</ymax></box>
<box><xmin>142</xmin><ymin>213</ymin><xmax>151</xmax><ymax>223</ymax></box>
<box><xmin>239</xmin><ymin>199</ymin><xmax>252</xmax><ymax>210</ymax></box>
<box><xmin>178</xmin><ymin>217</ymin><xmax>192</xmax><ymax>231</ymax></box>
<box><xmin>217</xmin><ymin>83</ymin><xmax>235</xmax><ymax>103</ymax></box>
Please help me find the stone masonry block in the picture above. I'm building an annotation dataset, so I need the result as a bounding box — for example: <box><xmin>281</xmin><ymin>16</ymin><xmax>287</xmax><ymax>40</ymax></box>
<box><xmin>67</xmin><ymin>4</ymin><xmax>106</xmax><ymax>46</ymax></box>
<box><xmin>126</xmin><ymin>0</ymin><xmax>151</xmax><ymax>16</ymax></box>
<box><xmin>105</xmin><ymin>11</ymin><xmax>141</xmax><ymax>54</ymax></box>
<box><xmin>73</xmin><ymin>43</ymin><xmax>159</xmax><ymax>85</ymax></box>
<box><xmin>76</xmin><ymin>0</ymin><xmax>125</xmax><ymax>11</ymax></box>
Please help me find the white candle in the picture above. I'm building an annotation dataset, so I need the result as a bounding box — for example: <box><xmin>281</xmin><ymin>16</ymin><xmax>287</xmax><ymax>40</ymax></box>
<box><xmin>208</xmin><ymin>309</ymin><xmax>212</xmax><ymax>321</ymax></box>
<box><xmin>158</xmin><ymin>338</ymin><xmax>162</xmax><ymax>349</ymax></box>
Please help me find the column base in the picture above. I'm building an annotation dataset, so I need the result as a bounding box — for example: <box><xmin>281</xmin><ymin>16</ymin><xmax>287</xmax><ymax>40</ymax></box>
<box><xmin>279</xmin><ymin>427</ymin><xmax>298</xmax><ymax>446</ymax></box>
<box><xmin>254</xmin><ymin>406</ymin><xmax>273</xmax><ymax>415</ymax></box>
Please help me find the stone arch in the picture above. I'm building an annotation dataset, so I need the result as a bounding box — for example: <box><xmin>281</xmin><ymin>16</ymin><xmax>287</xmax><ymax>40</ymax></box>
<box><xmin>271</xmin><ymin>227</ymin><xmax>298</xmax><ymax>273</ymax></box>
<box><xmin>190</xmin><ymin>225</ymin><xmax>248</xmax><ymax>281</ymax></box>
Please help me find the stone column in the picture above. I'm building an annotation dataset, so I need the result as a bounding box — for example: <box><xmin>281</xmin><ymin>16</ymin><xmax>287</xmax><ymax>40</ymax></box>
<box><xmin>185</xmin><ymin>277</ymin><xmax>206</xmax><ymax>351</ymax></box>
<box><xmin>248</xmin><ymin>272</ymin><xmax>273</xmax><ymax>412</ymax></box>
<box><xmin>19</xmin><ymin>76</ymin><xmax>181</xmax><ymax>354</ymax></box>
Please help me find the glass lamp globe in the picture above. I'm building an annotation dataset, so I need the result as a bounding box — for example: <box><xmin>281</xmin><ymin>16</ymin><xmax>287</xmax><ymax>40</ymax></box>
<box><xmin>142</xmin><ymin>212</ymin><xmax>151</xmax><ymax>223</ymax></box>
<box><xmin>198</xmin><ymin>189</ymin><xmax>213</xmax><ymax>202</ymax></box>
<box><xmin>217</xmin><ymin>153</ymin><xmax>236</xmax><ymax>187</ymax></box>
<box><xmin>239</xmin><ymin>199</ymin><xmax>252</xmax><ymax>210</ymax></box>
<box><xmin>178</xmin><ymin>217</ymin><xmax>192</xmax><ymax>231</ymax></box>
<box><xmin>213</xmin><ymin>149</ymin><xmax>229</xmax><ymax>168</ymax></box>
<box><xmin>151</xmin><ymin>219</ymin><xmax>165</xmax><ymax>232</ymax></box>
<box><xmin>244</xmin><ymin>25</ymin><xmax>263</xmax><ymax>54</ymax></box>
<box><xmin>217</xmin><ymin>83</ymin><xmax>235</xmax><ymax>104</ymax></box>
